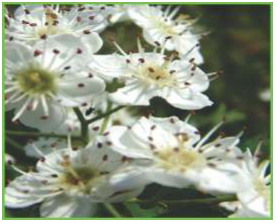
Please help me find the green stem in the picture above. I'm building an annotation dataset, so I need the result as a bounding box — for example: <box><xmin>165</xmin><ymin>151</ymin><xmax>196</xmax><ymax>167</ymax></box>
<box><xmin>99</xmin><ymin>101</ymin><xmax>113</xmax><ymax>134</ymax></box>
<box><xmin>128</xmin><ymin>195</ymin><xmax>237</xmax><ymax>207</ymax></box>
<box><xmin>6</xmin><ymin>130</ymin><xmax>80</xmax><ymax>140</ymax></box>
<box><xmin>6</xmin><ymin>136</ymin><xmax>25</xmax><ymax>151</ymax></box>
<box><xmin>103</xmin><ymin>203</ymin><xmax>122</xmax><ymax>218</ymax></box>
<box><xmin>86</xmin><ymin>106</ymin><xmax>125</xmax><ymax>125</ymax></box>
<box><xmin>73</xmin><ymin>107</ymin><xmax>89</xmax><ymax>143</ymax></box>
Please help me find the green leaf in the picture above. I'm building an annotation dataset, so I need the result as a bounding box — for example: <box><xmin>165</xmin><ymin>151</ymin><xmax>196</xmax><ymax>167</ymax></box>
<box><xmin>125</xmin><ymin>203</ymin><xmax>167</xmax><ymax>217</ymax></box>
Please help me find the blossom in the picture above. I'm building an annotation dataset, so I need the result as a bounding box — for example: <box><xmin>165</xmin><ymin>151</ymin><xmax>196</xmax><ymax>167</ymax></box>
<box><xmin>5</xmin><ymin>4</ymin><xmax>110</xmax><ymax>51</ymax></box>
<box><xmin>5</xmin><ymin>34</ymin><xmax>105</xmax><ymax>131</ymax></box>
<box><xmin>128</xmin><ymin>5</ymin><xmax>204</xmax><ymax>64</ymax></box>
<box><xmin>92</xmin><ymin>40</ymin><xmax>213</xmax><ymax>110</ymax></box>
<box><xmin>221</xmin><ymin>146</ymin><xmax>271</xmax><ymax>218</ymax></box>
<box><xmin>101</xmin><ymin>116</ymin><xmax>247</xmax><ymax>194</ymax></box>
<box><xmin>6</xmin><ymin>137</ymin><xmax>145</xmax><ymax>217</ymax></box>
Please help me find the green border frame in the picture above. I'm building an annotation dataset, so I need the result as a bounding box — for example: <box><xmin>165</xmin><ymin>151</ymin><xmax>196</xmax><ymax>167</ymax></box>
<box><xmin>2</xmin><ymin>1</ymin><xmax>273</xmax><ymax>220</ymax></box>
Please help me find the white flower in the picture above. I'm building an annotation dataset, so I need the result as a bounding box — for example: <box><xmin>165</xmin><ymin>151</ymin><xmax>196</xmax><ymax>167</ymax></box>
<box><xmin>5</xmin><ymin>34</ymin><xmax>105</xmax><ymax>131</ymax></box>
<box><xmin>128</xmin><ymin>5</ymin><xmax>204</xmax><ymax>64</ymax></box>
<box><xmin>5</xmin><ymin>4</ymin><xmax>109</xmax><ymax>51</ymax></box>
<box><xmin>92</xmin><ymin>40</ymin><xmax>213</xmax><ymax>110</ymax></box>
<box><xmin>6</xmin><ymin>138</ymin><xmax>144</xmax><ymax>217</ymax></box>
<box><xmin>222</xmin><ymin>147</ymin><xmax>271</xmax><ymax>218</ymax></box>
<box><xmin>102</xmin><ymin>116</ymin><xmax>247</xmax><ymax>194</ymax></box>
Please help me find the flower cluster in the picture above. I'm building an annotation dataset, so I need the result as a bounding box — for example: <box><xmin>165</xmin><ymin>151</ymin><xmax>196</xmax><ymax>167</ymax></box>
<box><xmin>5</xmin><ymin>4</ymin><xmax>270</xmax><ymax>218</ymax></box>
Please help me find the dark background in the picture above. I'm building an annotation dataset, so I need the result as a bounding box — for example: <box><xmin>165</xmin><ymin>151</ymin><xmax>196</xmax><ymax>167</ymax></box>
<box><xmin>5</xmin><ymin>4</ymin><xmax>271</xmax><ymax>218</ymax></box>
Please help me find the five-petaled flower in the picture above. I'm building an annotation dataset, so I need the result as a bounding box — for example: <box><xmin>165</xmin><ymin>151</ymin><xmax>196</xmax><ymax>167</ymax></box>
<box><xmin>91</xmin><ymin>40</ymin><xmax>213</xmax><ymax>110</ymax></box>
<box><xmin>6</xmin><ymin>137</ymin><xmax>145</xmax><ymax>217</ymax></box>
<box><xmin>5</xmin><ymin>34</ymin><xmax>105</xmax><ymax>131</ymax></box>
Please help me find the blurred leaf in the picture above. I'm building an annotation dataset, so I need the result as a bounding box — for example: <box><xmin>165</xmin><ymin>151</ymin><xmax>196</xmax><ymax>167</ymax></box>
<box><xmin>125</xmin><ymin>203</ymin><xmax>167</xmax><ymax>217</ymax></box>
<box><xmin>193</xmin><ymin>103</ymin><xmax>246</xmax><ymax>127</ymax></box>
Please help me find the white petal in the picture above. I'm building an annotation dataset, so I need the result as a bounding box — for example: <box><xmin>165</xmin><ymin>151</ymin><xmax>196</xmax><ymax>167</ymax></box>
<box><xmin>24</xmin><ymin>138</ymin><xmax>67</xmax><ymax>158</ymax></box>
<box><xmin>149</xmin><ymin>116</ymin><xmax>200</xmax><ymax>146</ymax></box>
<box><xmin>6</xmin><ymin>41</ymin><xmax>32</xmax><ymax>67</ymax></box>
<box><xmin>109</xmin><ymin>81</ymin><xmax>157</xmax><ymax>106</ymax></box>
<box><xmin>36</xmin><ymin>149</ymin><xmax>70</xmax><ymax>174</ymax></box>
<box><xmin>161</xmin><ymin>88</ymin><xmax>213</xmax><ymax>110</ymax></box>
<box><xmin>83</xmin><ymin>137</ymin><xmax>125</xmax><ymax>173</ymax></box>
<box><xmin>171</xmin><ymin>60</ymin><xmax>209</xmax><ymax>92</ymax></box>
<box><xmin>109</xmin><ymin>166</ymin><xmax>151</xmax><ymax>192</ymax></box>
<box><xmin>144</xmin><ymin>167</ymin><xmax>193</xmax><ymax>188</ymax></box>
<box><xmin>5</xmin><ymin>175</ymin><xmax>43</xmax><ymax>208</ymax></box>
<box><xmin>197</xmin><ymin>163</ymin><xmax>249</xmax><ymax>194</ymax></box>
<box><xmin>40</xmin><ymin>194</ymin><xmax>96</xmax><ymax>217</ymax></box>
<box><xmin>106</xmin><ymin>121</ymin><xmax>155</xmax><ymax>159</ymax></box>
<box><xmin>89</xmin><ymin>54</ymin><xmax>126</xmax><ymax>81</ymax></box>
<box><xmin>80</xmin><ymin>32</ymin><xmax>103</xmax><ymax>54</ymax></box>
<box><xmin>35</xmin><ymin>34</ymin><xmax>91</xmax><ymax>71</ymax></box>
<box><xmin>56</xmin><ymin>74</ymin><xmax>105</xmax><ymax>107</ymax></box>
<box><xmin>18</xmin><ymin>100</ymin><xmax>67</xmax><ymax>132</ymax></box>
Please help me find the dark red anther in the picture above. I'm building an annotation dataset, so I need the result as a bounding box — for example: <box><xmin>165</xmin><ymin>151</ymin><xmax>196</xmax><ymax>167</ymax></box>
<box><xmin>33</xmin><ymin>50</ymin><xmax>43</xmax><ymax>57</ymax></box>
<box><xmin>83</xmin><ymin>30</ymin><xmax>91</xmax><ymax>34</ymax></box>
<box><xmin>53</xmin><ymin>49</ymin><xmax>60</xmax><ymax>54</ymax></box>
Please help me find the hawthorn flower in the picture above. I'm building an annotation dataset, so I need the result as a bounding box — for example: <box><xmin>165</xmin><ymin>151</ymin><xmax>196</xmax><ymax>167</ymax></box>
<box><xmin>5</xmin><ymin>34</ymin><xmax>105</xmax><ymax>131</ymax></box>
<box><xmin>222</xmin><ymin>146</ymin><xmax>271</xmax><ymax>218</ymax></box>
<box><xmin>5</xmin><ymin>4</ymin><xmax>110</xmax><ymax>51</ymax></box>
<box><xmin>93</xmin><ymin>40</ymin><xmax>213</xmax><ymax>110</ymax></box>
<box><xmin>103</xmin><ymin>116</ymin><xmax>247</xmax><ymax>194</ymax></box>
<box><xmin>6</xmin><ymin>138</ymin><xmax>145</xmax><ymax>217</ymax></box>
<box><xmin>128</xmin><ymin>5</ymin><xmax>204</xmax><ymax>64</ymax></box>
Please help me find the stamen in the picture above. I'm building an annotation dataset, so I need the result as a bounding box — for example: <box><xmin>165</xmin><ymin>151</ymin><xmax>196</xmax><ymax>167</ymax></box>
<box><xmin>184</xmin><ymin>113</ymin><xmax>192</xmax><ymax>123</ymax></box>
<box><xmin>112</xmin><ymin>40</ymin><xmax>128</xmax><ymax>57</ymax></box>
<box><xmin>168</xmin><ymin>6</ymin><xmax>181</xmax><ymax>19</ymax></box>
<box><xmin>137</xmin><ymin>37</ymin><xmax>144</xmax><ymax>54</ymax></box>
<box><xmin>31</xmin><ymin>142</ymin><xmax>45</xmax><ymax>157</ymax></box>
<box><xmin>195</xmin><ymin>121</ymin><xmax>224</xmax><ymax>150</ymax></box>
<box><xmin>67</xmin><ymin>134</ymin><xmax>72</xmax><ymax>150</ymax></box>
<box><xmin>12</xmin><ymin>97</ymin><xmax>32</xmax><ymax>121</ymax></box>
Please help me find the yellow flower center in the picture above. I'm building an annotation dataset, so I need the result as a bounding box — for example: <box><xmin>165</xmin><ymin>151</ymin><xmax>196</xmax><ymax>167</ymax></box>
<box><xmin>156</xmin><ymin>148</ymin><xmax>207</xmax><ymax>172</ymax></box>
<box><xmin>17</xmin><ymin>66</ymin><xmax>57</xmax><ymax>95</ymax></box>
<box><xmin>136</xmin><ymin>64</ymin><xmax>175</xmax><ymax>88</ymax></box>
<box><xmin>59</xmin><ymin>158</ymin><xmax>104</xmax><ymax>195</ymax></box>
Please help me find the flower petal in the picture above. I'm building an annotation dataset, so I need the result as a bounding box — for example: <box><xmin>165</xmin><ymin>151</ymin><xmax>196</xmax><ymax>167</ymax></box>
<box><xmin>5</xmin><ymin>175</ymin><xmax>43</xmax><ymax>208</ymax></box>
<box><xmin>56</xmin><ymin>74</ymin><xmax>105</xmax><ymax>107</ymax></box>
<box><xmin>17</xmin><ymin>100</ymin><xmax>67</xmax><ymax>132</ymax></box>
<box><xmin>40</xmin><ymin>194</ymin><xmax>96</xmax><ymax>217</ymax></box>
<box><xmin>6</xmin><ymin>41</ymin><xmax>32</xmax><ymax>68</ymax></box>
<box><xmin>80</xmin><ymin>32</ymin><xmax>103</xmax><ymax>54</ymax></box>
<box><xmin>109</xmin><ymin>81</ymin><xmax>157</xmax><ymax>106</ymax></box>
<box><xmin>161</xmin><ymin>88</ymin><xmax>213</xmax><ymax>110</ymax></box>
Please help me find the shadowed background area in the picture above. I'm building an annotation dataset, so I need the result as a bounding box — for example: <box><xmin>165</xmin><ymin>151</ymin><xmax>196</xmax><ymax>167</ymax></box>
<box><xmin>5</xmin><ymin>4</ymin><xmax>271</xmax><ymax>218</ymax></box>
